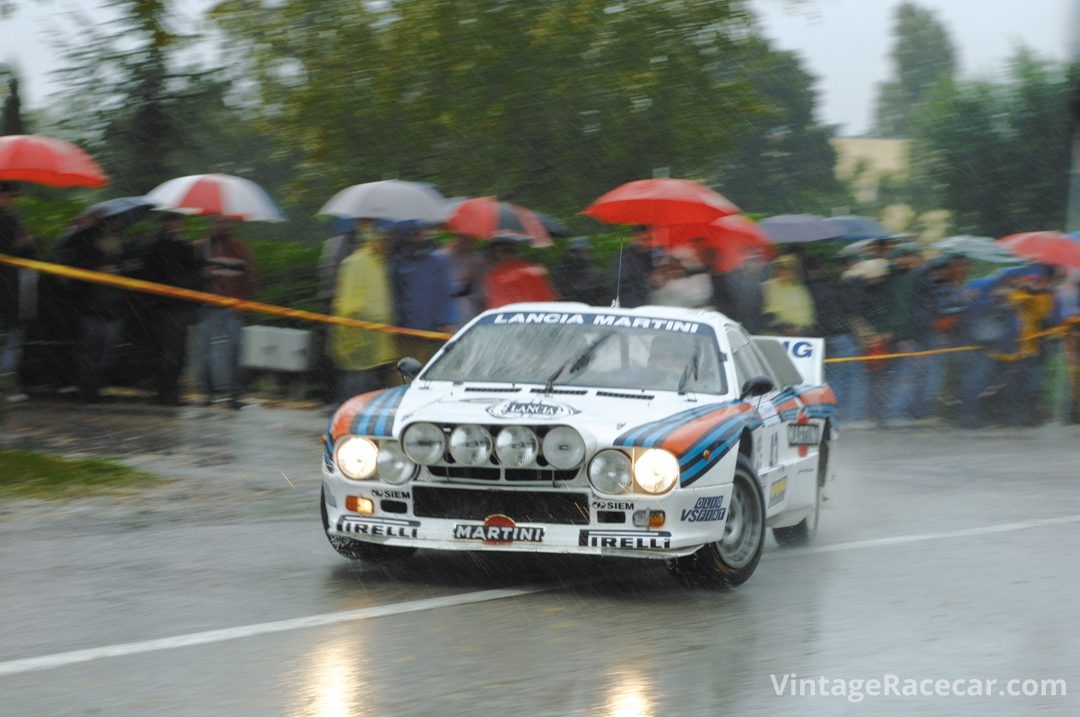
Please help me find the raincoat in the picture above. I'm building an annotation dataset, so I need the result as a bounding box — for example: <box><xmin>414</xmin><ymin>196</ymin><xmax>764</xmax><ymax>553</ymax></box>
<box><xmin>330</xmin><ymin>244</ymin><xmax>396</xmax><ymax>372</ymax></box>
<box><xmin>762</xmin><ymin>276</ymin><xmax>815</xmax><ymax>334</ymax></box>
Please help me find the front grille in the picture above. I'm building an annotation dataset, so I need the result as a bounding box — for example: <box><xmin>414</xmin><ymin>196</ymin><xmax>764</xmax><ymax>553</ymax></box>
<box><xmin>428</xmin><ymin>466</ymin><xmax>502</xmax><ymax>481</ymax></box>
<box><xmin>413</xmin><ymin>486</ymin><xmax>590</xmax><ymax>524</ymax></box>
<box><xmin>427</xmin><ymin>465</ymin><xmax>579</xmax><ymax>482</ymax></box>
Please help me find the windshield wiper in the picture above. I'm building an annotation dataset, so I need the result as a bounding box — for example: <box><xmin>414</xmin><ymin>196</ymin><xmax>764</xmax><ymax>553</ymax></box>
<box><xmin>677</xmin><ymin>348</ymin><xmax>700</xmax><ymax>395</ymax></box>
<box><xmin>544</xmin><ymin>332</ymin><xmax>614</xmax><ymax>392</ymax></box>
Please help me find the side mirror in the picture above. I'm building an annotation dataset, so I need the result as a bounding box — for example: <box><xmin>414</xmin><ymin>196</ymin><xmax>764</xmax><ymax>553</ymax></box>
<box><xmin>739</xmin><ymin>375</ymin><xmax>774</xmax><ymax>400</ymax></box>
<box><xmin>397</xmin><ymin>357</ymin><xmax>423</xmax><ymax>383</ymax></box>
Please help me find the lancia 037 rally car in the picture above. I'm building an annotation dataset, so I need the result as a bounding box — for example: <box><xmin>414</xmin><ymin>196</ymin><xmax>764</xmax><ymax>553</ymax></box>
<box><xmin>321</xmin><ymin>303</ymin><xmax>837</xmax><ymax>587</ymax></box>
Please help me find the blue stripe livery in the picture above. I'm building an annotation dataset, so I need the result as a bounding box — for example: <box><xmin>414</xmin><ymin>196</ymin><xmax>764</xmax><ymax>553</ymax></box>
<box><xmin>350</xmin><ymin>385</ymin><xmax>409</xmax><ymax>437</ymax></box>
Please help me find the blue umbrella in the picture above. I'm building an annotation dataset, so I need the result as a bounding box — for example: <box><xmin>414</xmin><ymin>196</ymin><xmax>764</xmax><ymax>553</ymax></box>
<box><xmin>759</xmin><ymin>214</ymin><xmax>843</xmax><ymax>244</ymax></box>
<box><xmin>827</xmin><ymin>215</ymin><xmax>892</xmax><ymax>241</ymax></box>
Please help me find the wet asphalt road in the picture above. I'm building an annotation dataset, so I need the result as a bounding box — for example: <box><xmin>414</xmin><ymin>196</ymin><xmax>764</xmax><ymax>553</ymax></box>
<box><xmin>1</xmin><ymin>399</ymin><xmax>1077</xmax><ymax>716</ymax></box>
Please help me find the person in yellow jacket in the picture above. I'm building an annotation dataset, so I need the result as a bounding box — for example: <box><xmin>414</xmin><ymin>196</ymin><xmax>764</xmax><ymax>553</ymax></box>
<box><xmin>329</xmin><ymin>228</ymin><xmax>398</xmax><ymax>405</ymax></box>
<box><xmin>761</xmin><ymin>253</ymin><xmax>815</xmax><ymax>336</ymax></box>
<box><xmin>988</xmin><ymin>266</ymin><xmax>1059</xmax><ymax>426</ymax></box>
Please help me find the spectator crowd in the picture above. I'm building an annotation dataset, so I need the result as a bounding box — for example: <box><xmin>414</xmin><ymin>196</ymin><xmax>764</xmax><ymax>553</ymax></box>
<box><xmin>2</xmin><ymin>181</ymin><xmax>1079</xmax><ymax>427</ymax></box>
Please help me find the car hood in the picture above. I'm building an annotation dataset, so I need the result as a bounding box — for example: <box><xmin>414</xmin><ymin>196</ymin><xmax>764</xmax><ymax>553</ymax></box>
<box><xmin>330</xmin><ymin>381</ymin><xmax>732</xmax><ymax>447</ymax></box>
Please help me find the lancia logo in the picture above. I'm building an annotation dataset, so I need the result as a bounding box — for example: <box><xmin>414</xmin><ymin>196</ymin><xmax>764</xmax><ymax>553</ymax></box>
<box><xmin>486</xmin><ymin>400</ymin><xmax>578</xmax><ymax>420</ymax></box>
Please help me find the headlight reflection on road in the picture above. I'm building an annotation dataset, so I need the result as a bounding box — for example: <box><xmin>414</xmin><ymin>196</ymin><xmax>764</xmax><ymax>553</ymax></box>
<box><xmin>291</xmin><ymin>636</ymin><xmax>365</xmax><ymax>717</ymax></box>
<box><xmin>603</xmin><ymin>670</ymin><xmax>655</xmax><ymax>717</ymax></box>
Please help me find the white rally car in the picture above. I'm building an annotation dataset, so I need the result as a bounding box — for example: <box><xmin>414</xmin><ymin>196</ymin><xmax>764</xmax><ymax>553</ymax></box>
<box><xmin>321</xmin><ymin>303</ymin><xmax>837</xmax><ymax>587</ymax></box>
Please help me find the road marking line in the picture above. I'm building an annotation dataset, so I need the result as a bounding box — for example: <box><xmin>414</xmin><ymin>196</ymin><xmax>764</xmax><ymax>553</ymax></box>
<box><xmin>0</xmin><ymin>587</ymin><xmax>551</xmax><ymax>677</ymax></box>
<box><xmin>767</xmin><ymin>513</ymin><xmax>1080</xmax><ymax>559</ymax></box>
<box><xmin>5</xmin><ymin>513</ymin><xmax>1079</xmax><ymax>676</ymax></box>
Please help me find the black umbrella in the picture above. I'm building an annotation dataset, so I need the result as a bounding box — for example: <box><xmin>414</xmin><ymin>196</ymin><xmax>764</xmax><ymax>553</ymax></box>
<box><xmin>79</xmin><ymin>196</ymin><xmax>156</xmax><ymax>229</ymax></box>
<box><xmin>535</xmin><ymin>211</ymin><xmax>572</xmax><ymax>238</ymax></box>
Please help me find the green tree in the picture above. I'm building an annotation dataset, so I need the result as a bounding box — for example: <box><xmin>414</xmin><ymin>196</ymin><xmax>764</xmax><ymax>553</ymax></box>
<box><xmin>711</xmin><ymin>38</ymin><xmax>850</xmax><ymax>214</ymax></box>
<box><xmin>909</xmin><ymin>52</ymin><xmax>1075</xmax><ymax>236</ymax></box>
<box><xmin>208</xmin><ymin>0</ymin><xmax>765</xmax><ymax>220</ymax></box>
<box><xmin>2</xmin><ymin>73</ymin><xmax>26</xmax><ymax>135</ymax></box>
<box><xmin>873</xmin><ymin>1</ymin><xmax>956</xmax><ymax>138</ymax></box>
<box><xmin>50</xmin><ymin>1</ymin><xmax>199</xmax><ymax>194</ymax></box>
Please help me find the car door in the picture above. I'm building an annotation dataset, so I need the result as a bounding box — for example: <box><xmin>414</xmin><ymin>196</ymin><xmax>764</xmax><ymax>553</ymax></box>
<box><xmin>751</xmin><ymin>336</ymin><xmax>823</xmax><ymax>517</ymax></box>
<box><xmin>725</xmin><ymin>327</ymin><xmax>789</xmax><ymax>509</ymax></box>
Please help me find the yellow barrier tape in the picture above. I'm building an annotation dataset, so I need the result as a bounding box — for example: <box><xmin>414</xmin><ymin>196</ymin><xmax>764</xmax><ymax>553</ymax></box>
<box><xmin>0</xmin><ymin>252</ymin><xmax>453</xmax><ymax>341</ymax></box>
<box><xmin>824</xmin><ymin>345</ymin><xmax>981</xmax><ymax>363</ymax></box>
<box><xmin>2</xmin><ymin>252</ymin><xmax>1074</xmax><ymax>363</ymax></box>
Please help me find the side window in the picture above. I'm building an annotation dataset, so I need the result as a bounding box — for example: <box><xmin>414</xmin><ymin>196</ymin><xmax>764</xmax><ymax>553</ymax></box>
<box><xmin>744</xmin><ymin>340</ymin><xmax>781</xmax><ymax>386</ymax></box>
<box><xmin>727</xmin><ymin>328</ymin><xmax>772</xmax><ymax>388</ymax></box>
<box><xmin>753</xmin><ymin>338</ymin><xmax>805</xmax><ymax>388</ymax></box>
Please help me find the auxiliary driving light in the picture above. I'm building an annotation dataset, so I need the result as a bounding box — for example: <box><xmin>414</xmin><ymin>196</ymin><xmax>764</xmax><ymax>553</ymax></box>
<box><xmin>495</xmin><ymin>426</ymin><xmax>539</xmax><ymax>467</ymax></box>
<box><xmin>402</xmin><ymin>422</ymin><xmax>445</xmax><ymax>465</ymax></box>
<box><xmin>449</xmin><ymin>424</ymin><xmax>494</xmax><ymax>466</ymax></box>
<box><xmin>541</xmin><ymin>426</ymin><xmax>586</xmax><ymax>469</ymax></box>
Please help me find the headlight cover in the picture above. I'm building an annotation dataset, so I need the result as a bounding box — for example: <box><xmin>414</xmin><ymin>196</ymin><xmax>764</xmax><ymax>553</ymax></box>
<box><xmin>588</xmin><ymin>449</ymin><xmax>632</xmax><ymax>494</ymax></box>
<box><xmin>633</xmin><ymin>448</ymin><xmax>680</xmax><ymax>494</ymax></box>
<box><xmin>449</xmin><ymin>424</ymin><xmax>493</xmax><ymax>465</ymax></box>
<box><xmin>334</xmin><ymin>436</ymin><xmax>379</xmax><ymax>481</ymax></box>
<box><xmin>495</xmin><ymin>425</ymin><xmax>539</xmax><ymax>468</ymax></box>
<box><xmin>377</xmin><ymin>441</ymin><xmax>417</xmax><ymax>485</ymax></box>
<box><xmin>402</xmin><ymin>422</ymin><xmax>445</xmax><ymax>465</ymax></box>
<box><xmin>541</xmin><ymin>426</ymin><xmax>586</xmax><ymax>469</ymax></box>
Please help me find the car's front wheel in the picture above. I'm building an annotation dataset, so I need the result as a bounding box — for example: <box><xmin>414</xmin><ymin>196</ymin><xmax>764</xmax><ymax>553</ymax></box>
<box><xmin>666</xmin><ymin>453</ymin><xmax>765</xmax><ymax>587</ymax></box>
<box><xmin>320</xmin><ymin>486</ymin><xmax>417</xmax><ymax>563</ymax></box>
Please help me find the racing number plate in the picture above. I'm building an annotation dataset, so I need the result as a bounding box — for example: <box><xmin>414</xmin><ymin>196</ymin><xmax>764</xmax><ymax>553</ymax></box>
<box><xmin>787</xmin><ymin>423</ymin><xmax>820</xmax><ymax>446</ymax></box>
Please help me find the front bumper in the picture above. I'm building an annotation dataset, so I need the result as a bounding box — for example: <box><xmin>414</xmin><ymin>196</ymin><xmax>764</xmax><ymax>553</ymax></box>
<box><xmin>322</xmin><ymin>471</ymin><xmax>734</xmax><ymax>560</ymax></box>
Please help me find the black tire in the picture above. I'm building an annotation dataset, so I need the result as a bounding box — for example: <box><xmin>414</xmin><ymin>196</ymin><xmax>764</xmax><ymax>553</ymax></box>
<box><xmin>320</xmin><ymin>486</ymin><xmax>417</xmax><ymax>563</ymax></box>
<box><xmin>773</xmin><ymin>436</ymin><xmax>828</xmax><ymax>547</ymax></box>
<box><xmin>666</xmin><ymin>453</ymin><xmax>766</xmax><ymax>588</ymax></box>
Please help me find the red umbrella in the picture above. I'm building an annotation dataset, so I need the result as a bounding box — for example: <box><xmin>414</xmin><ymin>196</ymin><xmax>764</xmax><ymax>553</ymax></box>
<box><xmin>661</xmin><ymin>215</ymin><xmax>775</xmax><ymax>272</ymax></box>
<box><xmin>444</xmin><ymin>196</ymin><xmax>552</xmax><ymax>247</ymax></box>
<box><xmin>145</xmin><ymin>173</ymin><xmax>285</xmax><ymax>222</ymax></box>
<box><xmin>997</xmin><ymin>231</ymin><xmax>1080</xmax><ymax>269</ymax></box>
<box><xmin>582</xmin><ymin>178</ymin><xmax>739</xmax><ymax>226</ymax></box>
<box><xmin>0</xmin><ymin>134</ymin><xmax>109</xmax><ymax>188</ymax></box>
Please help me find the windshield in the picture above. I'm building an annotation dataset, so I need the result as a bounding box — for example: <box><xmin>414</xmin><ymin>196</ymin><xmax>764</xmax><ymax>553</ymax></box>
<box><xmin>422</xmin><ymin>310</ymin><xmax>728</xmax><ymax>394</ymax></box>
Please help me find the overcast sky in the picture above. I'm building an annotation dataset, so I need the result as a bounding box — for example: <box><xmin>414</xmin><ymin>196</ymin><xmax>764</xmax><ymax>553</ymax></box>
<box><xmin>755</xmin><ymin>0</ymin><xmax>1076</xmax><ymax>135</ymax></box>
<box><xmin>1</xmin><ymin>0</ymin><xmax>1076</xmax><ymax>135</ymax></box>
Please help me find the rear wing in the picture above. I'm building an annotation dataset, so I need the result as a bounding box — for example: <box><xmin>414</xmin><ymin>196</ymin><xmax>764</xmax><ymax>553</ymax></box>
<box><xmin>752</xmin><ymin>336</ymin><xmax>826</xmax><ymax>386</ymax></box>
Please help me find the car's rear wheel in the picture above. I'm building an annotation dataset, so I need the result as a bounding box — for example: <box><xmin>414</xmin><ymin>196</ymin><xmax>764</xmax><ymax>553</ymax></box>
<box><xmin>773</xmin><ymin>436</ymin><xmax>828</xmax><ymax>547</ymax></box>
<box><xmin>666</xmin><ymin>454</ymin><xmax>765</xmax><ymax>588</ymax></box>
<box><xmin>320</xmin><ymin>486</ymin><xmax>417</xmax><ymax>563</ymax></box>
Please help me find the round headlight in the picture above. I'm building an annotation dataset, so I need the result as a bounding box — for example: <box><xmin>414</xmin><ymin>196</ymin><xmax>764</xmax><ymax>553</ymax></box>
<box><xmin>634</xmin><ymin>448</ymin><xmax>680</xmax><ymax>494</ymax></box>
<box><xmin>588</xmin><ymin>449</ymin><xmax>632</xmax><ymax>494</ymax></box>
<box><xmin>449</xmin><ymin>424</ymin><xmax>493</xmax><ymax>465</ymax></box>
<box><xmin>402</xmin><ymin>422</ymin><xmax>445</xmax><ymax>465</ymax></box>
<box><xmin>495</xmin><ymin>426</ymin><xmax>539</xmax><ymax>468</ymax></box>
<box><xmin>334</xmin><ymin>436</ymin><xmax>379</xmax><ymax>481</ymax></box>
<box><xmin>377</xmin><ymin>441</ymin><xmax>416</xmax><ymax>485</ymax></box>
<box><xmin>541</xmin><ymin>426</ymin><xmax>586</xmax><ymax>469</ymax></box>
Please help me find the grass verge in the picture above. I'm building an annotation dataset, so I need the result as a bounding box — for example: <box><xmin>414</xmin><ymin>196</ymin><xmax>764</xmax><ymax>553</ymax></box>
<box><xmin>0</xmin><ymin>449</ymin><xmax>166</xmax><ymax>500</ymax></box>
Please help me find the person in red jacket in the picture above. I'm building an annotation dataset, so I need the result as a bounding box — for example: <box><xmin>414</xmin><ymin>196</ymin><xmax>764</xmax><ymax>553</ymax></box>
<box><xmin>482</xmin><ymin>234</ymin><xmax>558</xmax><ymax>309</ymax></box>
